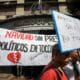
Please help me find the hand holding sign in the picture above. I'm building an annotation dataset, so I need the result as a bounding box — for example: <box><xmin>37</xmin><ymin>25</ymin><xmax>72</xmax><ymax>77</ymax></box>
<box><xmin>7</xmin><ymin>52</ymin><xmax>21</xmax><ymax>64</ymax></box>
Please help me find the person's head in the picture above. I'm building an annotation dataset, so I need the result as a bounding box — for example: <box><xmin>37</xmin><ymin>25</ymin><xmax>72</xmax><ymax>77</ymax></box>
<box><xmin>51</xmin><ymin>44</ymin><xmax>79</xmax><ymax>67</ymax></box>
<box><xmin>69</xmin><ymin>50</ymin><xmax>80</xmax><ymax>62</ymax></box>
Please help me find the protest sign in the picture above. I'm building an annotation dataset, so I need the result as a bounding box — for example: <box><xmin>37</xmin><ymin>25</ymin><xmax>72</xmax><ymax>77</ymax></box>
<box><xmin>52</xmin><ymin>11</ymin><xmax>80</xmax><ymax>53</ymax></box>
<box><xmin>0</xmin><ymin>28</ymin><xmax>57</xmax><ymax>66</ymax></box>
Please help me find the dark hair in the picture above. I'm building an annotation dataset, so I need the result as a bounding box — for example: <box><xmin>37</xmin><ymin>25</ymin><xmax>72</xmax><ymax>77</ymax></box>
<box><xmin>52</xmin><ymin>44</ymin><xmax>71</xmax><ymax>57</ymax></box>
<box><xmin>52</xmin><ymin>44</ymin><xmax>60</xmax><ymax>57</ymax></box>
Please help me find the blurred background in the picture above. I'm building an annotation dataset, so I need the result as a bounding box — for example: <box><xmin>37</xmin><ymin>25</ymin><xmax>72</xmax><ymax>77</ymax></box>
<box><xmin>0</xmin><ymin>0</ymin><xmax>80</xmax><ymax>80</ymax></box>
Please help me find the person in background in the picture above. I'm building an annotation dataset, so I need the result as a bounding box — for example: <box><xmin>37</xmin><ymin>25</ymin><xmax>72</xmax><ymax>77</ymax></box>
<box><xmin>39</xmin><ymin>44</ymin><xmax>80</xmax><ymax>80</ymax></box>
<box><xmin>63</xmin><ymin>50</ymin><xmax>80</xmax><ymax>80</ymax></box>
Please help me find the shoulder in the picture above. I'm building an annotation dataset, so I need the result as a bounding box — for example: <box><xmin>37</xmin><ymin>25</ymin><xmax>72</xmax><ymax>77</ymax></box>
<box><xmin>44</xmin><ymin>68</ymin><xmax>56</xmax><ymax>74</ymax></box>
<box><xmin>39</xmin><ymin>68</ymin><xmax>57</xmax><ymax>80</ymax></box>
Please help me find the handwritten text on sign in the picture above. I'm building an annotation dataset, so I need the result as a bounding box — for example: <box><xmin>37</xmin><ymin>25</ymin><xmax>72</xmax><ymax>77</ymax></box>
<box><xmin>0</xmin><ymin>28</ymin><xmax>57</xmax><ymax>66</ymax></box>
<box><xmin>52</xmin><ymin>11</ymin><xmax>80</xmax><ymax>52</ymax></box>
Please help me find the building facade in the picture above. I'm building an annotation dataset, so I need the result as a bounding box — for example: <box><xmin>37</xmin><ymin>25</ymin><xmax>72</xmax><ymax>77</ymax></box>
<box><xmin>0</xmin><ymin>0</ymin><xmax>70</xmax><ymax>34</ymax></box>
<box><xmin>0</xmin><ymin>0</ymin><xmax>69</xmax><ymax>21</ymax></box>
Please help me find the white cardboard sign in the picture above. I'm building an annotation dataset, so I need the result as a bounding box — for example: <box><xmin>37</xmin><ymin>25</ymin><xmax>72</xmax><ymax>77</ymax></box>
<box><xmin>52</xmin><ymin>11</ymin><xmax>80</xmax><ymax>52</ymax></box>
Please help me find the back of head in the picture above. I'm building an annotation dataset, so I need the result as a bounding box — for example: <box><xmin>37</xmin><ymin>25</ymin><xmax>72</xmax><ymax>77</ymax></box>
<box><xmin>52</xmin><ymin>44</ymin><xmax>60</xmax><ymax>57</ymax></box>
